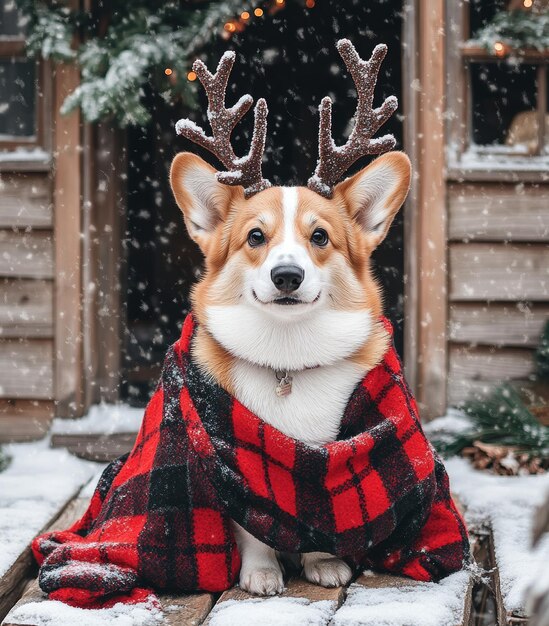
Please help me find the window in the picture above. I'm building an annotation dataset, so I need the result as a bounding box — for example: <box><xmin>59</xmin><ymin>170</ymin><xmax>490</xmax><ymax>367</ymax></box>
<box><xmin>446</xmin><ymin>1</ymin><xmax>548</xmax><ymax>177</ymax></box>
<box><xmin>0</xmin><ymin>0</ymin><xmax>49</xmax><ymax>153</ymax></box>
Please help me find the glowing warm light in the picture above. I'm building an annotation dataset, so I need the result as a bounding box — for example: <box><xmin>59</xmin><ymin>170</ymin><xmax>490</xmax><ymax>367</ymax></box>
<box><xmin>241</xmin><ymin>11</ymin><xmax>250</xmax><ymax>19</ymax></box>
<box><xmin>187</xmin><ymin>71</ymin><xmax>197</xmax><ymax>81</ymax></box>
<box><xmin>276</xmin><ymin>0</ymin><xmax>285</xmax><ymax>4</ymax></box>
<box><xmin>523</xmin><ymin>0</ymin><xmax>533</xmax><ymax>7</ymax></box>
<box><xmin>224</xmin><ymin>21</ymin><xmax>236</xmax><ymax>32</ymax></box>
<box><xmin>305</xmin><ymin>0</ymin><xmax>315</xmax><ymax>7</ymax></box>
<box><xmin>254</xmin><ymin>7</ymin><xmax>264</xmax><ymax>16</ymax></box>
<box><xmin>164</xmin><ymin>68</ymin><xmax>173</xmax><ymax>76</ymax></box>
<box><xmin>494</xmin><ymin>41</ymin><xmax>505</xmax><ymax>56</ymax></box>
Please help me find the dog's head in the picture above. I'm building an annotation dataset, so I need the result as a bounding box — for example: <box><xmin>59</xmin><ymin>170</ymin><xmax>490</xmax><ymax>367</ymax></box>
<box><xmin>170</xmin><ymin>150</ymin><xmax>410</xmax><ymax>369</ymax></box>
<box><xmin>170</xmin><ymin>40</ymin><xmax>410</xmax><ymax>370</ymax></box>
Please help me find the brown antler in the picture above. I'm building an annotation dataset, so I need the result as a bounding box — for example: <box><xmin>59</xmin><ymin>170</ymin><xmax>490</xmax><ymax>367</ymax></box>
<box><xmin>175</xmin><ymin>51</ymin><xmax>271</xmax><ymax>198</ymax></box>
<box><xmin>307</xmin><ymin>40</ymin><xmax>398</xmax><ymax>199</ymax></box>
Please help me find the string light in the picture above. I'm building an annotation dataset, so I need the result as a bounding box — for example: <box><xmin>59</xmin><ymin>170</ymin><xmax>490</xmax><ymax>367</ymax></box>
<box><xmin>164</xmin><ymin>68</ymin><xmax>172</xmax><ymax>76</ymax></box>
<box><xmin>305</xmin><ymin>0</ymin><xmax>315</xmax><ymax>7</ymax></box>
<box><xmin>494</xmin><ymin>41</ymin><xmax>506</xmax><ymax>57</ymax></box>
<box><xmin>187</xmin><ymin>71</ymin><xmax>197</xmax><ymax>81</ymax></box>
<box><xmin>523</xmin><ymin>0</ymin><xmax>533</xmax><ymax>7</ymax></box>
<box><xmin>224</xmin><ymin>1</ymin><xmax>290</xmax><ymax>39</ymax></box>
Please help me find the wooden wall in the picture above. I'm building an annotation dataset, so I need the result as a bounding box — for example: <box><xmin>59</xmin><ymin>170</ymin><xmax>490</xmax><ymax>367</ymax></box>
<box><xmin>0</xmin><ymin>172</ymin><xmax>55</xmax><ymax>439</ymax></box>
<box><xmin>447</xmin><ymin>182</ymin><xmax>549</xmax><ymax>406</ymax></box>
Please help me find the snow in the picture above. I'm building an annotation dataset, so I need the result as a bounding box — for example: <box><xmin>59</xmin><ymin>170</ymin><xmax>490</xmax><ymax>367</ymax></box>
<box><xmin>333</xmin><ymin>571</ymin><xmax>471</xmax><ymax>626</ymax></box>
<box><xmin>0</xmin><ymin>147</ymin><xmax>51</xmax><ymax>163</ymax></box>
<box><xmin>0</xmin><ymin>439</ymin><xmax>97</xmax><ymax>578</ymax></box>
<box><xmin>446</xmin><ymin>457</ymin><xmax>549</xmax><ymax>613</ymax></box>
<box><xmin>423</xmin><ymin>409</ymin><xmax>473</xmax><ymax>437</ymax></box>
<box><xmin>50</xmin><ymin>403</ymin><xmax>143</xmax><ymax>436</ymax></box>
<box><xmin>449</xmin><ymin>144</ymin><xmax>549</xmax><ymax>177</ymax></box>
<box><xmin>207</xmin><ymin>597</ymin><xmax>336</xmax><ymax>626</ymax></box>
<box><xmin>8</xmin><ymin>596</ymin><xmax>163</xmax><ymax>626</ymax></box>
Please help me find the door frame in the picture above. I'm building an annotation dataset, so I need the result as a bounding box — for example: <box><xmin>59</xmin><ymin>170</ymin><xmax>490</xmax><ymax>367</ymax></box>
<box><xmin>402</xmin><ymin>0</ymin><xmax>448</xmax><ymax>419</ymax></box>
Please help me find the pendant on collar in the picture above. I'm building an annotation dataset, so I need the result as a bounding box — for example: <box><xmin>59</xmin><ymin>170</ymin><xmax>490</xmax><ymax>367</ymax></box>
<box><xmin>275</xmin><ymin>371</ymin><xmax>293</xmax><ymax>397</ymax></box>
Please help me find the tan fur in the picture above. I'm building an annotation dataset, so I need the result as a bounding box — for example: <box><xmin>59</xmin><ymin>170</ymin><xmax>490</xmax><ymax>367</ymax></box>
<box><xmin>170</xmin><ymin>150</ymin><xmax>411</xmax><ymax>390</ymax></box>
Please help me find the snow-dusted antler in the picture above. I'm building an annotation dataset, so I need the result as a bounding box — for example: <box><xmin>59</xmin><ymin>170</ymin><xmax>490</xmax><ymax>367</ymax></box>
<box><xmin>308</xmin><ymin>40</ymin><xmax>398</xmax><ymax>199</ymax></box>
<box><xmin>175</xmin><ymin>51</ymin><xmax>271</xmax><ymax>198</ymax></box>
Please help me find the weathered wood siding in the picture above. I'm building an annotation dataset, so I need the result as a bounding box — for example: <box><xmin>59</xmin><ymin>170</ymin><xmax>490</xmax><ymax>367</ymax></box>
<box><xmin>0</xmin><ymin>172</ymin><xmax>54</xmax><ymax>439</ymax></box>
<box><xmin>447</xmin><ymin>182</ymin><xmax>549</xmax><ymax>406</ymax></box>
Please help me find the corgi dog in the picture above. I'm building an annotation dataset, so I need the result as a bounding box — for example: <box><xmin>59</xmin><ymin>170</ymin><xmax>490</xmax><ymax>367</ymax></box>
<box><xmin>170</xmin><ymin>40</ymin><xmax>411</xmax><ymax>595</ymax></box>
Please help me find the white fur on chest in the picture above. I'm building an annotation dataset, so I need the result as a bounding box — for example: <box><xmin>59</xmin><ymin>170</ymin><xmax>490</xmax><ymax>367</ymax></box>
<box><xmin>230</xmin><ymin>359</ymin><xmax>366</xmax><ymax>445</ymax></box>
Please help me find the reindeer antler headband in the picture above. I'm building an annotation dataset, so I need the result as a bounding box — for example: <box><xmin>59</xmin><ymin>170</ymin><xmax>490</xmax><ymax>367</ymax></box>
<box><xmin>175</xmin><ymin>39</ymin><xmax>397</xmax><ymax>199</ymax></box>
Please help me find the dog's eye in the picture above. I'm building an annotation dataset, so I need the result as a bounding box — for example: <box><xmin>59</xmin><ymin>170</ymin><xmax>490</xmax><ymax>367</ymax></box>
<box><xmin>247</xmin><ymin>228</ymin><xmax>266</xmax><ymax>247</ymax></box>
<box><xmin>311</xmin><ymin>228</ymin><xmax>329</xmax><ymax>247</ymax></box>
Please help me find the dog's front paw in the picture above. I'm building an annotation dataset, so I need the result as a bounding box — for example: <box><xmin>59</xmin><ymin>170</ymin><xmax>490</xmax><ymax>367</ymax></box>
<box><xmin>302</xmin><ymin>553</ymin><xmax>352</xmax><ymax>588</ymax></box>
<box><xmin>239</xmin><ymin>566</ymin><xmax>284</xmax><ymax>596</ymax></box>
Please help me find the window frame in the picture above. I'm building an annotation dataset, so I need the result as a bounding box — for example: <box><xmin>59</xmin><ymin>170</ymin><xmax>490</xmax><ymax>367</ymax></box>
<box><xmin>446</xmin><ymin>1</ymin><xmax>548</xmax><ymax>182</ymax></box>
<box><xmin>0</xmin><ymin>35</ymin><xmax>52</xmax><ymax>159</ymax></box>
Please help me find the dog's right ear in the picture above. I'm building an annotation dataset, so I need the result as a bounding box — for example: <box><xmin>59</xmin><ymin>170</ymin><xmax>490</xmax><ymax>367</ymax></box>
<box><xmin>170</xmin><ymin>152</ymin><xmax>237</xmax><ymax>254</ymax></box>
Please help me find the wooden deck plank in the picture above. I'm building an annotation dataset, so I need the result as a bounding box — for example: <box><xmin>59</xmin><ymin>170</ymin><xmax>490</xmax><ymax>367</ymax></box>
<box><xmin>50</xmin><ymin>432</ymin><xmax>137</xmax><ymax>462</ymax></box>
<box><xmin>203</xmin><ymin>578</ymin><xmax>345</xmax><ymax>625</ymax></box>
<box><xmin>0</xmin><ymin>400</ymin><xmax>53</xmax><ymax>443</ymax></box>
<box><xmin>160</xmin><ymin>593</ymin><xmax>215</xmax><ymax>626</ymax></box>
<box><xmin>332</xmin><ymin>571</ymin><xmax>473</xmax><ymax>626</ymax></box>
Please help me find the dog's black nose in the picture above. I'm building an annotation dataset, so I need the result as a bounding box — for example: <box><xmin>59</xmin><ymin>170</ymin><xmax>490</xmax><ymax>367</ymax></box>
<box><xmin>271</xmin><ymin>264</ymin><xmax>304</xmax><ymax>292</ymax></box>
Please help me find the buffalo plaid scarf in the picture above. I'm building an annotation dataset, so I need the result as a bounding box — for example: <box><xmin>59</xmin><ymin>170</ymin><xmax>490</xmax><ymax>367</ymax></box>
<box><xmin>33</xmin><ymin>314</ymin><xmax>469</xmax><ymax>608</ymax></box>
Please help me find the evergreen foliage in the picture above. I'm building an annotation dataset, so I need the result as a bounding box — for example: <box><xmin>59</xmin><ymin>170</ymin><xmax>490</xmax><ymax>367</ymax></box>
<box><xmin>431</xmin><ymin>384</ymin><xmax>549</xmax><ymax>459</ymax></box>
<box><xmin>535</xmin><ymin>320</ymin><xmax>549</xmax><ymax>380</ymax></box>
<box><xmin>18</xmin><ymin>0</ymin><xmax>253</xmax><ymax>126</ymax></box>
<box><xmin>0</xmin><ymin>446</ymin><xmax>10</xmax><ymax>473</ymax></box>
<box><xmin>470</xmin><ymin>9</ymin><xmax>549</xmax><ymax>53</ymax></box>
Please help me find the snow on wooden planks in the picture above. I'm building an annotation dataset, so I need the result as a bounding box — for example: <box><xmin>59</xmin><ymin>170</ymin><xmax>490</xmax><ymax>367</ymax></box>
<box><xmin>4</xmin><ymin>581</ymin><xmax>215</xmax><ymax>626</ymax></box>
<box><xmin>204</xmin><ymin>578</ymin><xmax>345</xmax><ymax>626</ymax></box>
<box><xmin>202</xmin><ymin>571</ymin><xmax>472</xmax><ymax>626</ymax></box>
<box><xmin>0</xmin><ymin>498</ymin><xmax>88</xmax><ymax>623</ymax></box>
<box><xmin>332</xmin><ymin>571</ymin><xmax>472</xmax><ymax>626</ymax></box>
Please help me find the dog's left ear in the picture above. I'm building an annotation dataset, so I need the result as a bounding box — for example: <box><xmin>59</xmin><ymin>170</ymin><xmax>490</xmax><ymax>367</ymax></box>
<box><xmin>336</xmin><ymin>151</ymin><xmax>411</xmax><ymax>248</ymax></box>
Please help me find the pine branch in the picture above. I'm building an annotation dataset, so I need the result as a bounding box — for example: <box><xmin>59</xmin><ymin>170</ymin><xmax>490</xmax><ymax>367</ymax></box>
<box><xmin>17</xmin><ymin>0</ymin><xmax>255</xmax><ymax>127</ymax></box>
<box><xmin>468</xmin><ymin>9</ymin><xmax>549</xmax><ymax>53</ymax></box>
<box><xmin>431</xmin><ymin>384</ymin><xmax>549</xmax><ymax>459</ymax></box>
<box><xmin>535</xmin><ymin>320</ymin><xmax>549</xmax><ymax>380</ymax></box>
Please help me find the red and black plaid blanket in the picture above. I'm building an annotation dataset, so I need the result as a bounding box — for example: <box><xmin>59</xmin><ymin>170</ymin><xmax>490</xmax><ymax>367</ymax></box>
<box><xmin>33</xmin><ymin>315</ymin><xmax>469</xmax><ymax>608</ymax></box>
